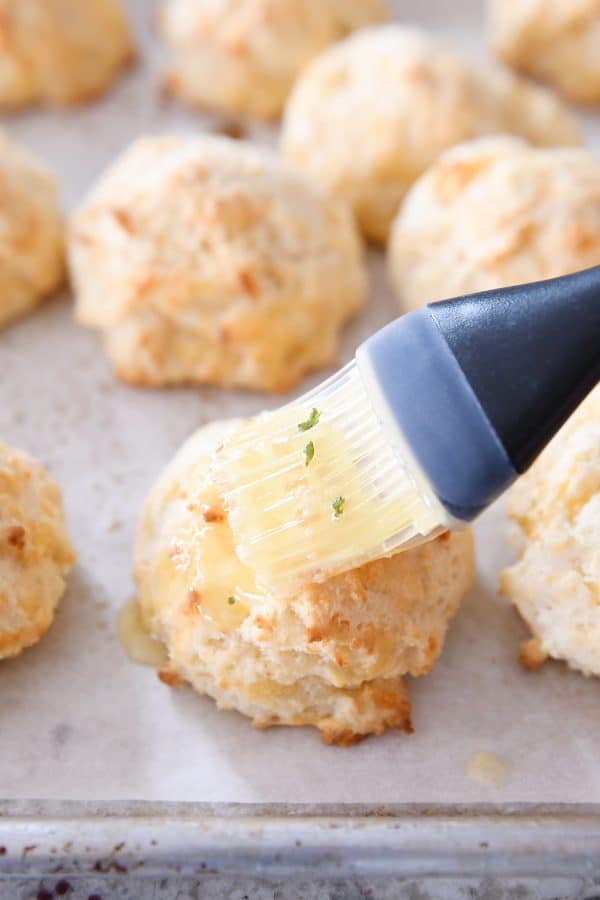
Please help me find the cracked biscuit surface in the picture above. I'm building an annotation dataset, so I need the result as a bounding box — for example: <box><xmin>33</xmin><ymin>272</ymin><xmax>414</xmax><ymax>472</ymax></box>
<box><xmin>69</xmin><ymin>135</ymin><xmax>367</xmax><ymax>393</ymax></box>
<box><xmin>134</xmin><ymin>419</ymin><xmax>475</xmax><ymax>745</ymax></box>
<box><xmin>0</xmin><ymin>0</ymin><xmax>133</xmax><ymax>108</ymax></box>
<box><xmin>0</xmin><ymin>442</ymin><xmax>75</xmax><ymax>659</ymax></box>
<box><xmin>161</xmin><ymin>0</ymin><xmax>387</xmax><ymax>119</ymax></box>
<box><xmin>281</xmin><ymin>25</ymin><xmax>580</xmax><ymax>242</ymax></box>
<box><xmin>0</xmin><ymin>131</ymin><xmax>64</xmax><ymax>329</ymax></box>
<box><xmin>388</xmin><ymin>137</ymin><xmax>600</xmax><ymax>309</ymax></box>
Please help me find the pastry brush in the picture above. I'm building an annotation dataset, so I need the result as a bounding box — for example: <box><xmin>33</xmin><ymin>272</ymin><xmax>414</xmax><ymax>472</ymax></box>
<box><xmin>212</xmin><ymin>266</ymin><xmax>600</xmax><ymax>596</ymax></box>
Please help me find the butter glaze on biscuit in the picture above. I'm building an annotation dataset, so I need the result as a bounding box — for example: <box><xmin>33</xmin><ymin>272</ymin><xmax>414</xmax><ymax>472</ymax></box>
<box><xmin>134</xmin><ymin>420</ymin><xmax>475</xmax><ymax>745</ymax></box>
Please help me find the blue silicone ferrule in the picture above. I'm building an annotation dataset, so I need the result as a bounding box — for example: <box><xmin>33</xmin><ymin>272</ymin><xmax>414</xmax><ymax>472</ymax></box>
<box><xmin>356</xmin><ymin>308</ymin><xmax>516</xmax><ymax>521</ymax></box>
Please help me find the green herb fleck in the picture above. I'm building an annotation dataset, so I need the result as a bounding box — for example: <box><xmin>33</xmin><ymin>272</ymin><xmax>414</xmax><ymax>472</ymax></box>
<box><xmin>304</xmin><ymin>441</ymin><xmax>315</xmax><ymax>466</ymax></box>
<box><xmin>227</xmin><ymin>595</ymin><xmax>237</xmax><ymax>605</ymax></box>
<box><xmin>298</xmin><ymin>408</ymin><xmax>320</xmax><ymax>432</ymax></box>
<box><xmin>332</xmin><ymin>496</ymin><xmax>345</xmax><ymax>518</ymax></box>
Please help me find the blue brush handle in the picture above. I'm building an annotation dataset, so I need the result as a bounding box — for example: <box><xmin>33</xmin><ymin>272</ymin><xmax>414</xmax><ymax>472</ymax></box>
<box><xmin>357</xmin><ymin>266</ymin><xmax>600</xmax><ymax>521</ymax></box>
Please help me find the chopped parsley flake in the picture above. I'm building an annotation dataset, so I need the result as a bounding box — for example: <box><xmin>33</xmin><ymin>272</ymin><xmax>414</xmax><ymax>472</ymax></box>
<box><xmin>298</xmin><ymin>408</ymin><xmax>320</xmax><ymax>432</ymax></box>
<box><xmin>332</xmin><ymin>496</ymin><xmax>345</xmax><ymax>518</ymax></box>
<box><xmin>227</xmin><ymin>595</ymin><xmax>237</xmax><ymax>605</ymax></box>
<box><xmin>304</xmin><ymin>441</ymin><xmax>315</xmax><ymax>466</ymax></box>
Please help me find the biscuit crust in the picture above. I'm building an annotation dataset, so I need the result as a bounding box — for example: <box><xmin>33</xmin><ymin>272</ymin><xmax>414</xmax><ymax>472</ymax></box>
<box><xmin>161</xmin><ymin>0</ymin><xmax>387</xmax><ymax>119</ymax></box>
<box><xmin>0</xmin><ymin>442</ymin><xmax>75</xmax><ymax>659</ymax></box>
<box><xmin>69</xmin><ymin>136</ymin><xmax>367</xmax><ymax>393</ymax></box>
<box><xmin>501</xmin><ymin>388</ymin><xmax>600</xmax><ymax>677</ymax></box>
<box><xmin>0</xmin><ymin>132</ymin><xmax>64</xmax><ymax>329</ymax></box>
<box><xmin>0</xmin><ymin>0</ymin><xmax>133</xmax><ymax>108</ymax></box>
<box><xmin>281</xmin><ymin>25</ymin><xmax>580</xmax><ymax>242</ymax></box>
<box><xmin>388</xmin><ymin>137</ymin><xmax>600</xmax><ymax>310</ymax></box>
<box><xmin>490</xmin><ymin>0</ymin><xmax>600</xmax><ymax>104</ymax></box>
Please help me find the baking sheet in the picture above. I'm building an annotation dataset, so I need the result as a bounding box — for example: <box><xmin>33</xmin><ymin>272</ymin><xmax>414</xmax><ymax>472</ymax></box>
<box><xmin>0</xmin><ymin>0</ymin><xmax>599</xmax><ymax>807</ymax></box>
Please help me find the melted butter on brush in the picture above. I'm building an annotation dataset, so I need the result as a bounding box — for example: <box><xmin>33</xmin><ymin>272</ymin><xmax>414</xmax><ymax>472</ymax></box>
<box><xmin>211</xmin><ymin>364</ymin><xmax>444</xmax><ymax>595</ymax></box>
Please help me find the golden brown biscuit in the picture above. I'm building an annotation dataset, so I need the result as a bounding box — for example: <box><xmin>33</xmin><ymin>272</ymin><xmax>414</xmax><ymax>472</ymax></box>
<box><xmin>281</xmin><ymin>25</ymin><xmax>580</xmax><ymax>242</ymax></box>
<box><xmin>134</xmin><ymin>420</ymin><xmax>475</xmax><ymax>745</ymax></box>
<box><xmin>388</xmin><ymin>137</ymin><xmax>600</xmax><ymax>309</ymax></box>
<box><xmin>490</xmin><ymin>0</ymin><xmax>600</xmax><ymax>104</ymax></box>
<box><xmin>0</xmin><ymin>131</ymin><xmax>64</xmax><ymax>329</ymax></box>
<box><xmin>501</xmin><ymin>387</ymin><xmax>600</xmax><ymax>677</ymax></box>
<box><xmin>0</xmin><ymin>441</ymin><xmax>75</xmax><ymax>659</ymax></box>
<box><xmin>161</xmin><ymin>0</ymin><xmax>387</xmax><ymax>120</ymax></box>
<box><xmin>68</xmin><ymin>136</ymin><xmax>367</xmax><ymax>393</ymax></box>
<box><xmin>0</xmin><ymin>0</ymin><xmax>133</xmax><ymax>108</ymax></box>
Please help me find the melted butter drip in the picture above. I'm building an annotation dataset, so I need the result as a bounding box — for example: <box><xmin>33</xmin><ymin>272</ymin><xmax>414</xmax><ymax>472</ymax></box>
<box><xmin>159</xmin><ymin>486</ymin><xmax>257</xmax><ymax>634</ymax></box>
<box><xmin>466</xmin><ymin>751</ymin><xmax>509</xmax><ymax>787</ymax></box>
<box><xmin>118</xmin><ymin>598</ymin><xmax>168</xmax><ymax>667</ymax></box>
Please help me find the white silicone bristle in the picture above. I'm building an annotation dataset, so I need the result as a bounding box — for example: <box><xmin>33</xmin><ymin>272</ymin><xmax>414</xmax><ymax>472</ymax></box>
<box><xmin>211</xmin><ymin>362</ymin><xmax>446</xmax><ymax>595</ymax></box>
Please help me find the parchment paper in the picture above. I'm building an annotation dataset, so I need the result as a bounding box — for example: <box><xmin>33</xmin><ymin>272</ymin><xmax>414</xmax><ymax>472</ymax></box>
<box><xmin>0</xmin><ymin>0</ymin><xmax>598</xmax><ymax>805</ymax></box>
